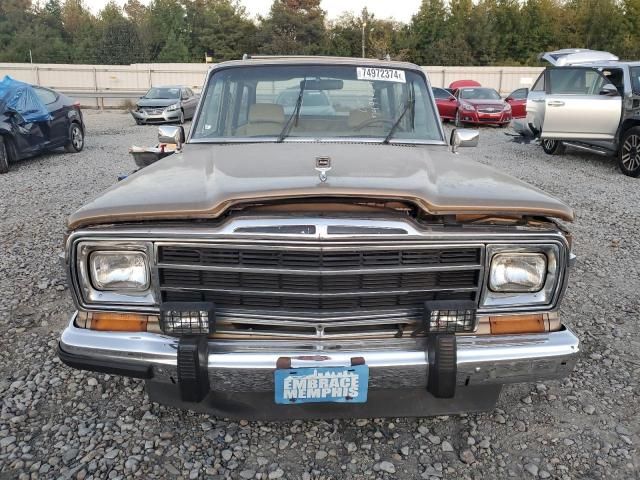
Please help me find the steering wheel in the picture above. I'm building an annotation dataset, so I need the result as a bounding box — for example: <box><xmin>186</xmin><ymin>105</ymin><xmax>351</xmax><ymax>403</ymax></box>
<box><xmin>353</xmin><ymin>118</ymin><xmax>395</xmax><ymax>131</ymax></box>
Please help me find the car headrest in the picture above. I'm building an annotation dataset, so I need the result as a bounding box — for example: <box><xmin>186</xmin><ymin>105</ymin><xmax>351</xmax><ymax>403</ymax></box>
<box><xmin>249</xmin><ymin>103</ymin><xmax>285</xmax><ymax>123</ymax></box>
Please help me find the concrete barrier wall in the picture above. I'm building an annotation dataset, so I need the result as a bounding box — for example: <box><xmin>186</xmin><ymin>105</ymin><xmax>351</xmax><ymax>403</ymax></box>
<box><xmin>0</xmin><ymin>62</ymin><xmax>544</xmax><ymax>107</ymax></box>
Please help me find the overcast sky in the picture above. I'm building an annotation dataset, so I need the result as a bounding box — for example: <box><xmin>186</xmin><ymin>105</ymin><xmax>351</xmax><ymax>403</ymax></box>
<box><xmin>84</xmin><ymin>0</ymin><xmax>422</xmax><ymax>23</ymax></box>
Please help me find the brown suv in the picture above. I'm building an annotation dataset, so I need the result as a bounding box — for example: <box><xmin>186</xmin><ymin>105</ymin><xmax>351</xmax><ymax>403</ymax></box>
<box><xmin>58</xmin><ymin>56</ymin><xmax>579</xmax><ymax>419</ymax></box>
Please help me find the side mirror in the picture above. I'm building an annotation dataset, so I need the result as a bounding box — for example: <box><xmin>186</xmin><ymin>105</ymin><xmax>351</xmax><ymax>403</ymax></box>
<box><xmin>599</xmin><ymin>84</ymin><xmax>619</xmax><ymax>96</ymax></box>
<box><xmin>158</xmin><ymin>125</ymin><xmax>185</xmax><ymax>147</ymax></box>
<box><xmin>449</xmin><ymin>97</ymin><xmax>457</xmax><ymax>102</ymax></box>
<box><xmin>506</xmin><ymin>97</ymin><xmax>513</xmax><ymax>102</ymax></box>
<box><xmin>450</xmin><ymin>128</ymin><xmax>479</xmax><ymax>153</ymax></box>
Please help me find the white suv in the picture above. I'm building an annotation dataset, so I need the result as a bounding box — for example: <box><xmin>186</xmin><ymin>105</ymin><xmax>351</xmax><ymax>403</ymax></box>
<box><xmin>515</xmin><ymin>49</ymin><xmax>640</xmax><ymax>177</ymax></box>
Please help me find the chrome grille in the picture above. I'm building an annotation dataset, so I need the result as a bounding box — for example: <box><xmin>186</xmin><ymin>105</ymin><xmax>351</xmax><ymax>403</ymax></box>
<box><xmin>476</xmin><ymin>105</ymin><xmax>503</xmax><ymax>113</ymax></box>
<box><xmin>155</xmin><ymin>243</ymin><xmax>484</xmax><ymax>338</ymax></box>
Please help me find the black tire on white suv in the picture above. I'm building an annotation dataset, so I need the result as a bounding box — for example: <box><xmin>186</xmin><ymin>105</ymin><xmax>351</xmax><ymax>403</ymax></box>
<box><xmin>619</xmin><ymin>126</ymin><xmax>640</xmax><ymax>177</ymax></box>
<box><xmin>541</xmin><ymin>139</ymin><xmax>566</xmax><ymax>155</ymax></box>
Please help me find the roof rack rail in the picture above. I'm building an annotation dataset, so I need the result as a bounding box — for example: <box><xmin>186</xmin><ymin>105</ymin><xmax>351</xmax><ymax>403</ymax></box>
<box><xmin>241</xmin><ymin>54</ymin><xmax>370</xmax><ymax>61</ymax></box>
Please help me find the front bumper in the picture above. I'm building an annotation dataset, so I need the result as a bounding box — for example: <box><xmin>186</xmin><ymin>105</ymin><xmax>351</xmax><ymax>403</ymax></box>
<box><xmin>130</xmin><ymin>109</ymin><xmax>180</xmax><ymax>124</ymax></box>
<box><xmin>460</xmin><ymin>110</ymin><xmax>512</xmax><ymax>125</ymax></box>
<box><xmin>58</xmin><ymin>316</ymin><xmax>579</xmax><ymax>392</ymax></box>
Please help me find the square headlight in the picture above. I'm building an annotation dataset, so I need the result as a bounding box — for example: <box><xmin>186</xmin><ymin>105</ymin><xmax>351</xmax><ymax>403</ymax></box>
<box><xmin>481</xmin><ymin>244</ymin><xmax>563</xmax><ymax>311</ymax></box>
<box><xmin>89</xmin><ymin>251</ymin><xmax>149</xmax><ymax>291</ymax></box>
<box><xmin>489</xmin><ymin>253</ymin><xmax>547</xmax><ymax>293</ymax></box>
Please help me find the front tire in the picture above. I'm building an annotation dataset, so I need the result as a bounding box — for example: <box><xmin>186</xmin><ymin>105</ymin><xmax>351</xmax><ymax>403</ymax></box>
<box><xmin>541</xmin><ymin>139</ymin><xmax>565</xmax><ymax>155</ymax></box>
<box><xmin>619</xmin><ymin>127</ymin><xmax>640</xmax><ymax>177</ymax></box>
<box><xmin>0</xmin><ymin>136</ymin><xmax>9</xmax><ymax>174</ymax></box>
<box><xmin>64</xmin><ymin>123</ymin><xmax>84</xmax><ymax>153</ymax></box>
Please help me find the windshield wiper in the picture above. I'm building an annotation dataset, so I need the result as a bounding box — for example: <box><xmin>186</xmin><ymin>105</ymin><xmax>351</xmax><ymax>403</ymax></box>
<box><xmin>382</xmin><ymin>85</ymin><xmax>415</xmax><ymax>144</ymax></box>
<box><xmin>277</xmin><ymin>78</ymin><xmax>306</xmax><ymax>142</ymax></box>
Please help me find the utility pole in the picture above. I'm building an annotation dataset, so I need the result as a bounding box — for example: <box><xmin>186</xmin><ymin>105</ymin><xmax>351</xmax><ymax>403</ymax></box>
<box><xmin>361</xmin><ymin>21</ymin><xmax>366</xmax><ymax>58</ymax></box>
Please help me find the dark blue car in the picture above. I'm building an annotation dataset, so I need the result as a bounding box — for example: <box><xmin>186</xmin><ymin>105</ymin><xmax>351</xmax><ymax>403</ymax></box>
<box><xmin>0</xmin><ymin>82</ymin><xmax>85</xmax><ymax>174</ymax></box>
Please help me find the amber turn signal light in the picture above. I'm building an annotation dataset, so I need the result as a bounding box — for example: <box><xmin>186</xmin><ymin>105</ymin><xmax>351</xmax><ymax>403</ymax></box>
<box><xmin>89</xmin><ymin>312</ymin><xmax>148</xmax><ymax>332</ymax></box>
<box><xmin>489</xmin><ymin>314</ymin><xmax>545</xmax><ymax>334</ymax></box>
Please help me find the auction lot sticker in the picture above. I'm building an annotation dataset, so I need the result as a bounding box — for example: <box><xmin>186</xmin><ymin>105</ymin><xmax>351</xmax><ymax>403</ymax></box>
<box><xmin>357</xmin><ymin>67</ymin><xmax>406</xmax><ymax>83</ymax></box>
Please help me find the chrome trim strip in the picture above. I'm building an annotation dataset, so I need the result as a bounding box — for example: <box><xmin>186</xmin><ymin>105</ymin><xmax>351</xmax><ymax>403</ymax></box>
<box><xmin>155</xmin><ymin>262</ymin><xmax>483</xmax><ymax>275</ymax></box>
<box><xmin>215</xmin><ymin>308</ymin><xmax>421</xmax><ymax>322</ymax></box>
<box><xmin>69</xmin><ymin>215</ymin><xmax>567</xmax><ymax>240</ymax></box>
<box><xmin>159</xmin><ymin>285</ymin><xmax>479</xmax><ymax>298</ymax></box>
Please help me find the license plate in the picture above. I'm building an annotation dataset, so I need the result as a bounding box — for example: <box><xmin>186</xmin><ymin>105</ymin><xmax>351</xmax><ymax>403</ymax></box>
<box><xmin>274</xmin><ymin>365</ymin><xmax>369</xmax><ymax>404</ymax></box>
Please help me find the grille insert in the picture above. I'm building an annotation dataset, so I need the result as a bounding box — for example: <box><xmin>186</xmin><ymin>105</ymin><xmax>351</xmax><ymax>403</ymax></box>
<box><xmin>156</xmin><ymin>244</ymin><xmax>484</xmax><ymax>328</ymax></box>
<box><xmin>160</xmin><ymin>269</ymin><xmax>478</xmax><ymax>294</ymax></box>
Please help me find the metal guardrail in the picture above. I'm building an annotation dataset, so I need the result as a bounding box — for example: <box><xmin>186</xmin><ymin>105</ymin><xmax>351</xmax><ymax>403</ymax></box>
<box><xmin>59</xmin><ymin>90</ymin><xmax>145</xmax><ymax>109</ymax></box>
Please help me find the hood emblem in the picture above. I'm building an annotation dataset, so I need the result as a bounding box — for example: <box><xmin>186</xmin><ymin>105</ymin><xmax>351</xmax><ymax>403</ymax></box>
<box><xmin>315</xmin><ymin>156</ymin><xmax>332</xmax><ymax>183</ymax></box>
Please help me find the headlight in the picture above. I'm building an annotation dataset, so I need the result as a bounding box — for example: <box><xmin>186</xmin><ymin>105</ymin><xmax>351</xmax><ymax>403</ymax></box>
<box><xmin>481</xmin><ymin>244</ymin><xmax>564</xmax><ymax>311</ymax></box>
<box><xmin>165</xmin><ymin>103</ymin><xmax>180</xmax><ymax>111</ymax></box>
<box><xmin>503</xmin><ymin>103</ymin><xmax>512</xmax><ymax>112</ymax></box>
<box><xmin>462</xmin><ymin>103</ymin><xmax>475</xmax><ymax>111</ymax></box>
<box><xmin>73</xmin><ymin>241</ymin><xmax>156</xmax><ymax>308</ymax></box>
<box><xmin>90</xmin><ymin>251</ymin><xmax>149</xmax><ymax>291</ymax></box>
<box><xmin>489</xmin><ymin>253</ymin><xmax>546</xmax><ymax>292</ymax></box>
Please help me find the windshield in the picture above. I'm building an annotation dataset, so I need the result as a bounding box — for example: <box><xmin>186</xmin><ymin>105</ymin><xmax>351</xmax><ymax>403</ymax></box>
<box><xmin>144</xmin><ymin>87</ymin><xmax>180</xmax><ymax>99</ymax></box>
<box><xmin>459</xmin><ymin>88</ymin><xmax>501</xmax><ymax>100</ymax></box>
<box><xmin>191</xmin><ymin>65</ymin><xmax>442</xmax><ymax>143</ymax></box>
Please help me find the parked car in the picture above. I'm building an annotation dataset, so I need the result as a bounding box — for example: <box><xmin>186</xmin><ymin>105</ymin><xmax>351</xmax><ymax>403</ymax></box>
<box><xmin>455</xmin><ymin>87</ymin><xmax>512</xmax><ymax>127</ymax></box>
<box><xmin>506</xmin><ymin>88</ymin><xmax>528</xmax><ymax>118</ymax></box>
<box><xmin>0</xmin><ymin>77</ymin><xmax>84</xmax><ymax>174</ymax></box>
<box><xmin>275</xmin><ymin>89</ymin><xmax>335</xmax><ymax>116</ymax></box>
<box><xmin>432</xmin><ymin>86</ymin><xmax>458</xmax><ymax>121</ymax></box>
<box><xmin>58</xmin><ymin>56</ymin><xmax>579</xmax><ymax>419</ymax></box>
<box><xmin>131</xmin><ymin>85</ymin><xmax>199</xmax><ymax>125</ymax></box>
<box><xmin>513</xmin><ymin>48</ymin><xmax>640</xmax><ymax>177</ymax></box>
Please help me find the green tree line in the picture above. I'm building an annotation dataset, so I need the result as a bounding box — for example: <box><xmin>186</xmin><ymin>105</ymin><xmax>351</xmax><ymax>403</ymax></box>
<box><xmin>1</xmin><ymin>0</ymin><xmax>639</xmax><ymax>66</ymax></box>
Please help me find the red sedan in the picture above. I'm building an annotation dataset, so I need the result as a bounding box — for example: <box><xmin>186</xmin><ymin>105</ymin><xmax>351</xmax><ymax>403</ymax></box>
<box><xmin>506</xmin><ymin>88</ymin><xmax>528</xmax><ymax>118</ymax></box>
<box><xmin>454</xmin><ymin>87</ymin><xmax>512</xmax><ymax>127</ymax></box>
<box><xmin>432</xmin><ymin>87</ymin><xmax>458</xmax><ymax>122</ymax></box>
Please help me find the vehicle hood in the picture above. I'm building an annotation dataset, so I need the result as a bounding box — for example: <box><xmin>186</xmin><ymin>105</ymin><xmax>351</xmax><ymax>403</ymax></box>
<box><xmin>68</xmin><ymin>143</ymin><xmax>574</xmax><ymax>229</ymax></box>
<box><xmin>449</xmin><ymin>80</ymin><xmax>481</xmax><ymax>90</ymax></box>
<box><xmin>136</xmin><ymin>98</ymin><xmax>179</xmax><ymax>108</ymax></box>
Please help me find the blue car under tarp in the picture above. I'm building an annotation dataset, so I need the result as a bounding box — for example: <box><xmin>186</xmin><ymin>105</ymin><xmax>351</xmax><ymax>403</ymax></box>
<box><xmin>0</xmin><ymin>75</ymin><xmax>52</xmax><ymax>122</ymax></box>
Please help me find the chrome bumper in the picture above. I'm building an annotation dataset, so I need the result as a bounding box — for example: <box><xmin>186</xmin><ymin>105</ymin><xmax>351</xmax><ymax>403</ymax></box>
<box><xmin>59</xmin><ymin>315</ymin><xmax>579</xmax><ymax>392</ymax></box>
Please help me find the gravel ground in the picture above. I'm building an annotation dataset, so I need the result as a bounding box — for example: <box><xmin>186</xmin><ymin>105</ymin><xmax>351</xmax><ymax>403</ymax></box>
<box><xmin>0</xmin><ymin>110</ymin><xmax>638</xmax><ymax>480</ymax></box>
